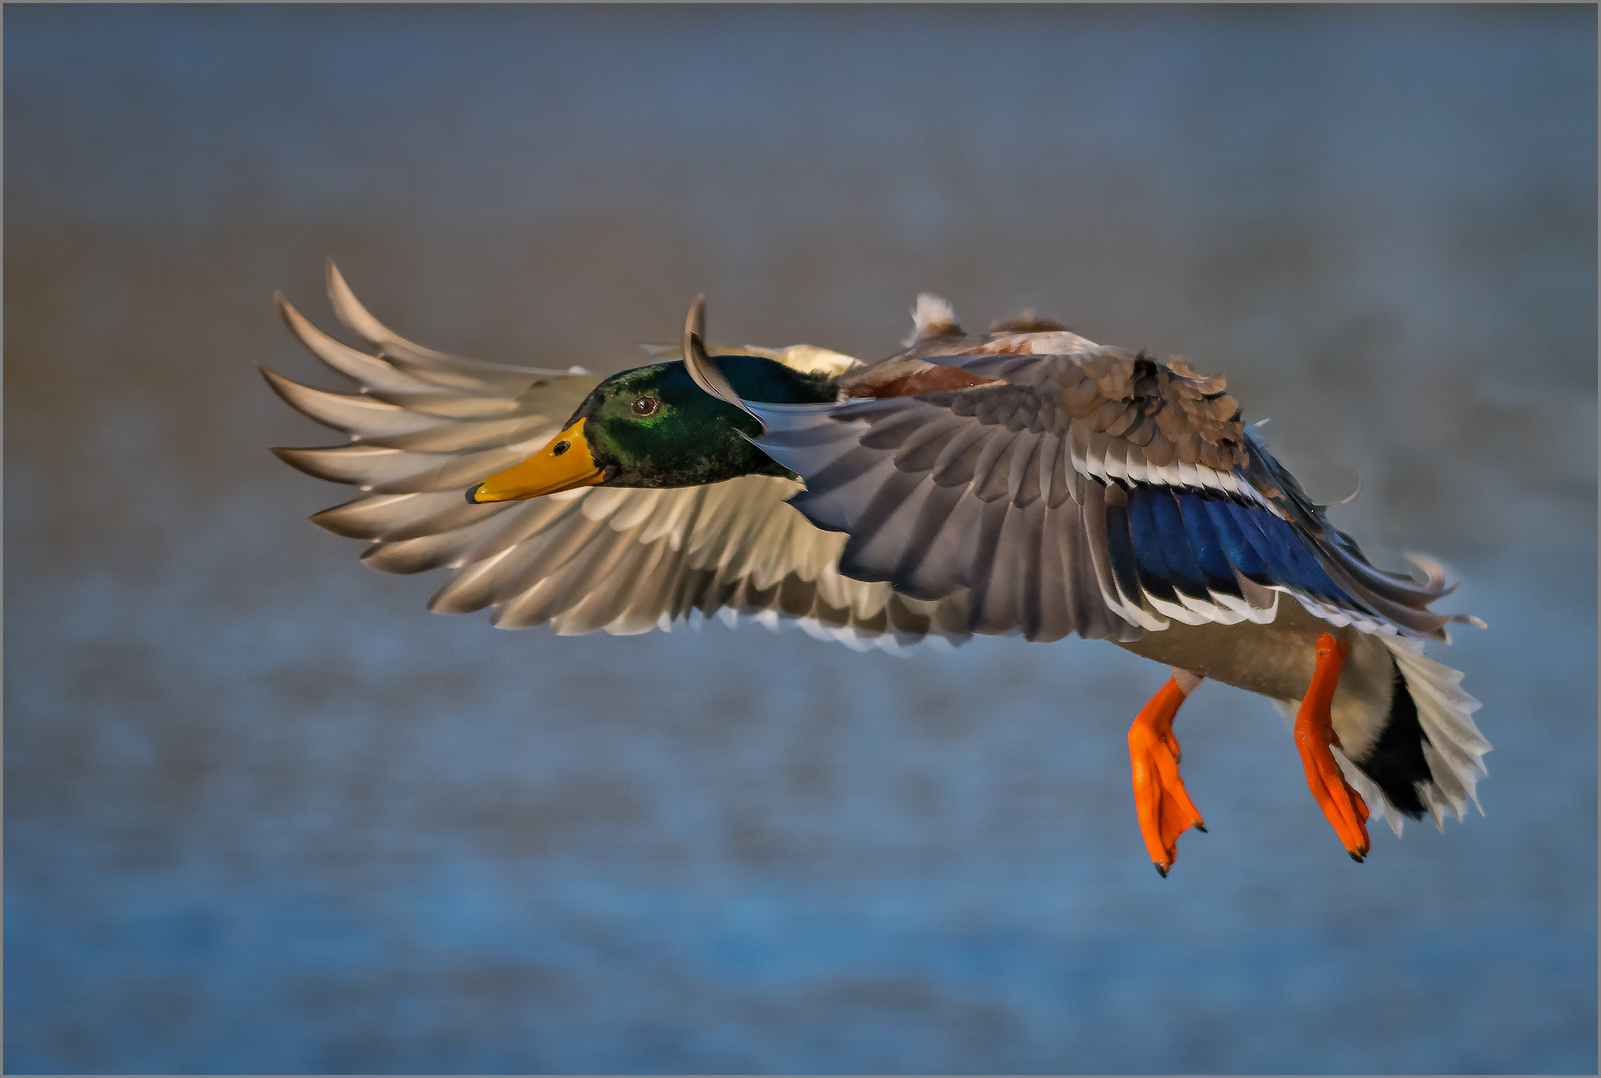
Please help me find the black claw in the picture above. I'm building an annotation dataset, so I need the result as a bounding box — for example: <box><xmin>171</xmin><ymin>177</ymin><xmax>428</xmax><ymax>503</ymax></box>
<box><xmin>1155</xmin><ymin>864</ymin><xmax>1169</xmax><ymax>878</ymax></box>
<box><xmin>1194</xmin><ymin>823</ymin><xmax>1208</xmax><ymax>833</ymax></box>
<box><xmin>465</xmin><ymin>482</ymin><xmax>484</xmax><ymax>504</ymax></box>
<box><xmin>1349</xmin><ymin>852</ymin><xmax>1365</xmax><ymax>864</ymax></box>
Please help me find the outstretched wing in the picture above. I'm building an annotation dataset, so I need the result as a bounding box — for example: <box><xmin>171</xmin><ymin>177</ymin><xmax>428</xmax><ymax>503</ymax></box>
<box><xmin>265</xmin><ymin>263</ymin><xmax>970</xmax><ymax>652</ymax></box>
<box><xmin>743</xmin><ymin>346</ymin><xmax>1471</xmax><ymax>643</ymax></box>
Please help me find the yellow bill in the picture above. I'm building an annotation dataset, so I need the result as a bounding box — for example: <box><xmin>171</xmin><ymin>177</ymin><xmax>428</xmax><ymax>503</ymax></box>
<box><xmin>466</xmin><ymin>418</ymin><xmax>605</xmax><ymax>503</ymax></box>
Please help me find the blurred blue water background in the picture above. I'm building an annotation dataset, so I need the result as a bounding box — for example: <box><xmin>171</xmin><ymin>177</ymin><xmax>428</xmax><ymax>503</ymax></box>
<box><xmin>5</xmin><ymin>6</ymin><xmax>1596</xmax><ymax>1073</ymax></box>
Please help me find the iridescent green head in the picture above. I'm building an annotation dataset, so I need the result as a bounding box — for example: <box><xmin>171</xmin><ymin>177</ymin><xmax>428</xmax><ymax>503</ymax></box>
<box><xmin>466</xmin><ymin>356</ymin><xmax>833</xmax><ymax>502</ymax></box>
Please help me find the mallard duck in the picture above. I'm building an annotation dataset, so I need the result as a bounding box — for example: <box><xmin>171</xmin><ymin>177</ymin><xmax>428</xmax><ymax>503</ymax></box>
<box><xmin>267</xmin><ymin>263</ymin><xmax>1488</xmax><ymax>875</ymax></box>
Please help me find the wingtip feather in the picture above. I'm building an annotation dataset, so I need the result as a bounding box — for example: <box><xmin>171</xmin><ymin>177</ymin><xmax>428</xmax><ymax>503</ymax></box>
<box><xmin>325</xmin><ymin>257</ymin><xmax>389</xmax><ymax>347</ymax></box>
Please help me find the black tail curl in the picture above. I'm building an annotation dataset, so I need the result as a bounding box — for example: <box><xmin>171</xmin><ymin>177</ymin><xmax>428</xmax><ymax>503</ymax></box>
<box><xmin>1351</xmin><ymin>658</ymin><xmax>1433</xmax><ymax>819</ymax></box>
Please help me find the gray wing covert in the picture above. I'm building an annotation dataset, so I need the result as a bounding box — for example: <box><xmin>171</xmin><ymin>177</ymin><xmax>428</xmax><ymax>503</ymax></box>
<box><xmin>746</xmin><ymin>353</ymin><xmax>1159</xmax><ymax>644</ymax></box>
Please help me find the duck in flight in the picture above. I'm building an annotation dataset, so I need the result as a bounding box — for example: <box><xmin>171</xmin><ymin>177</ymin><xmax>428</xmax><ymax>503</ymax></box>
<box><xmin>267</xmin><ymin>263</ymin><xmax>1488</xmax><ymax>874</ymax></box>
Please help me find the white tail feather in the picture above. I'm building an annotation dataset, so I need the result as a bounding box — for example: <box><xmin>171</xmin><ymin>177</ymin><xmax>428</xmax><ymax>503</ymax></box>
<box><xmin>1273</xmin><ymin>637</ymin><xmax>1487</xmax><ymax>839</ymax></box>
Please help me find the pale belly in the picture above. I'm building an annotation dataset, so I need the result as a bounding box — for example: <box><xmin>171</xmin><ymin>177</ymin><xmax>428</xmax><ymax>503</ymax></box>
<box><xmin>1114</xmin><ymin>598</ymin><xmax>1398</xmax><ymax>760</ymax></box>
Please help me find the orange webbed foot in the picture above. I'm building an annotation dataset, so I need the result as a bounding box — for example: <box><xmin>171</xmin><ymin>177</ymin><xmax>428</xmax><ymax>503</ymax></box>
<box><xmin>1129</xmin><ymin>675</ymin><xmax>1207</xmax><ymax>876</ymax></box>
<box><xmin>1293</xmin><ymin>633</ymin><xmax>1371</xmax><ymax>861</ymax></box>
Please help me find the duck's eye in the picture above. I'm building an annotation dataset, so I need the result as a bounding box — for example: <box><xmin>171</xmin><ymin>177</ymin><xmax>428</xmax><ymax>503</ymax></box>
<box><xmin>551</xmin><ymin>441</ymin><xmax>570</xmax><ymax>456</ymax></box>
<box><xmin>631</xmin><ymin>395</ymin><xmax>659</xmax><ymax>417</ymax></box>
